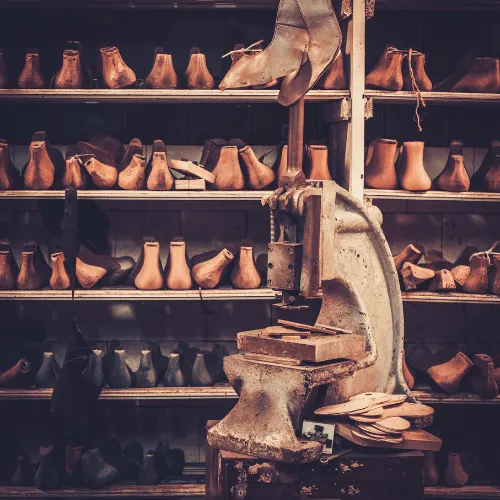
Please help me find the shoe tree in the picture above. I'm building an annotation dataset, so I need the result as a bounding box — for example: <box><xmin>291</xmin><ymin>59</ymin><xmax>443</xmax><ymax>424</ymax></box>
<box><xmin>402</xmin><ymin>51</ymin><xmax>432</xmax><ymax>91</ymax></box>
<box><xmin>316</xmin><ymin>51</ymin><xmax>347</xmax><ymax>90</ymax></box>
<box><xmin>10</xmin><ymin>455</ymin><xmax>34</xmax><ymax>486</ymax></box>
<box><xmin>23</xmin><ymin>131</ymin><xmax>57</xmax><ymax>190</ymax></box>
<box><xmin>102</xmin><ymin>341</ymin><xmax>132</xmax><ymax>388</ymax></box>
<box><xmin>148</xmin><ymin>341</ymin><xmax>169</xmax><ymax>381</ymax></box>
<box><xmin>100</xmin><ymin>46</ymin><xmax>136</xmax><ymax>89</ymax></box>
<box><xmin>489</xmin><ymin>254</ymin><xmax>500</xmax><ymax>295</ymax></box>
<box><xmin>365</xmin><ymin>46</ymin><xmax>404</xmax><ymax>91</ymax></box>
<box><xmin>134</xmin><ymin>349</ymin><xmax>157</xmax><ymax>388</ymax></box>
<box><xmin>163</xmin><ymin>352</ymin><xmax>187</xmax><ymax>387</ymax></box>
<box><xmin>50</xmin><ymin>252</ymin><xmax>71</xmax><ymax>290</ymax></box>
<box><xmin>146</xmin><ymin>140</ymin><xmax>173</xmax><ymax>191</ymax></box>
<box><xmin>231</xmin><ymin>242</ymin><xmax>261</xmax><ymax>289</ymax></box>
<box><xmin>137</xmin><ymin>452</ymin><xmax>160</xmax><ymax>485</ymax></box>
<box><xmin>145</xmin><ymin>48</ymin><xmax>178</xmax><ymax>89</ymax></box>
<box><xmin>18</xmin><ymin>50</ymin><xmax>45</xmax><ymax>89</ymax></box>
<box><xmin>99</xmin><ymin>255</ymin><xmax>136</xmax><ymax>287</ymax></box>
<box><xmin>471</xmin><ymin>140</ymin><xmax>500</xmax><ymax>192</ymax></box>
<box><xmin>429</xmin><ymin>269</ymin><xmax>456</xmax><ymax>292</ymax></box>
<box><xmin>484</xmin><ymin>154</ymin><xmax>500</xmax><ymax>192</ymax></box>
<box><xmin>76</xmin><ymin>141</ymin><xmax>118</xmax><ymax>188</ymax></box>
<box><xmin>305</xmin><ymin>145</ymin><xmax>331</xmax><ymax>180</ymax></box>
<box><xmin>133</xmin><ymin>239</ymin><xmax>164</xmax><ymax>290</ymax></box>
<box><xmin>445</xmin><ymin>453</ymin><xmax>470</xmax><ymax>488</ymax></box>
<box><xmin>212</xmin><ymin>146</ymin><xmax>245</xmax><ymax>190</ymax></box>
<box><xmin>0</xmin><ymin>358</ymin><xmax>32</xmax><ymax>388</ymax></box>
<box><xmin>0</xmin><ymin>240</ymin><xmax>18</xmax><ymax>290</ymax></box>
<box><xmin>0</xmin><ymin>141</ymin><xmax>20</xmax><ymax>190</ymax></box>
<box><xmin>62</xmin><ymin>146</ymin><xmax>88</xmax><ymax>189</ymax></box>
<box><xmin>424</xmin><ymin>452</ymin><xmax>439</xmax><ymax>486</ymax></box>
<box><xmin>82</xmin><ymin>448</ymin><xmax>120</xmax><ymax>490</ymax></box>
<box><xmin>118</xmin><ymin>138</ymin><xmax>146</xmax><ymax>190</ymax></box>
<box><xmin>65</xmin><ymin>445</ymin><xmax>84</xmax><ymax>486</ymax></box>
<box><xmin>76</xmin><ymin>245</ymin><xmax>120</xmax><ymax>289</ymax></box>
<box><xmin>34</xmin><ymin>446</ymin><xmax>60</xmax><ymax>491</ymax></box>
<box><xmin>463</xmin><ymin>254</ymin><xmax>489</xmax><ymax>294</ymax></box>
<box><xmin>53</xmin><ymin>43</ymin><xmax>84</xmax><ymax>89</ymax></box>
<box><xmin>17</xmin><ymin>243</ymin><xmax>51</xmax><ymax>290</ymax></box>
<box><xmin>398</xmin><ymin>142</ymin><xmax>432</xmax><ymax>191</ymax></box>
<box><xmin>401</xmin><ymin>262</ymin><xmax>435</xmax><ymax>290</ymax></box>
<box><xmin>165</xmin><ymin>237</ymin><xmax>192</xmax><ymax>290</ymax></box>
<box><xmin>468</xmin><ymin>353</ymin><xmax>498</xmax><ymax>397</ymax></box>
<box><xmin>35</xmin><ymin>352</ymin><xmax>61</xmax><ymax>388</ymax></box>
<box><xmin>433</xmin><ymin>141</ymin><xmax>470</xmax><ymax>192</ymax></box>
<box><xmin>451</xmin><ymin>265</ymin><xmax>471</xmax><ymax>290</ymax></box>
<box><xmin>200</xmin><ymin>138</ymin><xmax>227</xmax><ymax>172</ymax></box>
<box><xmin>191</xmin><ymin>247</ymin><xmax>235</xmax><ymax>289</ymax></box>
<box><xmin>234</xmin><ymin>142</ymin><xmax>275</xmax><ymax>189</ymax></box>
<box><xmin>185</xmin><ymin>47</ymin><xmax>215</xmax><ymax>89</ymax></box>
<box><xmin>402</xmin><ymin>350</ymin><xmax>415</xmax><ymax>390</ymax></box>
<box><xmin>440</xmin><ymin>57</ymin><xmax>500</xmax><ymax>93</ymax></box>
<box><xmin>393</xmin><ymin>243</ymin><xmax>423</xmax><ymax>272</ymax></box>
<box><xmin>364</xmin><ymin>138</ymin><xmax>398</xmax><ymax>189</ymax></box>
<box><xmin>83</xmin><ymin>349</ymin><xmax>105</xmax><ymax>388</ymax></box>
<box><xmin>427</xmin><ymin>352</ymin><xmax>473</xmax><ymax>394</ymax></box>
<box><xmin>0</xmin><ymin>50</ymin><xmax>7</xmax><ymax>88</ymax></box>
<box><xmin>192</xmin><ymin>351</ymin><xmax>216</xmax><ymax>387</ymax></box>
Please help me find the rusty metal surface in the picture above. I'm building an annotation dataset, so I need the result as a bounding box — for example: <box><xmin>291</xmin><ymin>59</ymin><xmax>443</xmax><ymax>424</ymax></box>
<box><xmin>267</xmin><ymin>242</ymin><xmax>302</xmax><ymax>290</ymax></box>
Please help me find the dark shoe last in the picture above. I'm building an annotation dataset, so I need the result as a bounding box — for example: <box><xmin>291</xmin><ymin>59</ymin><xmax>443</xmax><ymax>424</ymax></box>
<box><xmin>137</xmin><ymin>451</ymin><xmax>160</xmax><ymax>485</ymax></box>
<box><xmin>99</xmin><ymin>438</ymin><xmax>140</xmax><ymax>481</ymax></box>
<box><xmin>102</xmin><ymin>342</ymin><xmax>132</xmax><ymax>388</ymax></box>
<box><xmin>166</xmin><ymin>448</ymin><xmax>185</xmax><ymax>476</ymax></box>
<box><xmin>35</xmin><ymin>352</ymin><xmax>61</xmax><ymax>388</ymax></box>
<box><xmin>34</xmin><ymin>446</ymin><xmax>61</xmax><ymax>491</ymax></box>
<box><xmin>200</xmin><ymin>138</ymin><xmax>227</xmax><ymax>172</ymax></box>
<box><xmin>10</xmin><ymin>455</ymin><xmax>34</xmax><ymax>486</ymax></box>
<box><xmin>227</xmin><ymin>138</ymin><xmax>247</xmax><ymax>150</ymax></box>
<box><xmin>155</xmin><ymin>441</ymin><xmax>170</xmax><ymax>479</ymax></box>
<box><xmin>163</xmin><ymin>352</ymin><xmax>188</xmax><ymax>387</ymax></box>
<box><xmin>65</xmin><ymin>445</ymin><xmax>84</xmax><ymax>487</ymax></box>
<box><xmin>99</xmin><ymin>256</ymin><xmax>136</xmax><ymax>286</ymax></box>
<box><xmin>123</xmin><ymin>441</ymin><xmax>143</xmax><ymax>468</ymax></box>
<box><xmin>0</xmin><ymin>358</ymin><xmax>33</xmax><ymax>388</ymax></box>
<box><xmin>81</xmin><ymin>448</ymin><xmax>120</xmax><ymax>490</ymax></box>
<box><xmin>191</xmin><ymin>351</ymin><xmax>217</xmax><ymax>387</ymax></box>
<box><xmin>82</xmin><ymin>349</ymin><xmax>105</xmax><ymax>388</ymax></box>
<box><xmin>148</xmin><ymin>341</ymin><xmax>169</xmax><ymax>380</ymax></box>
<box><xmin>134</xmin><ymin>349</ymin><xmax>157</xmax><ymax>388</ymax></box>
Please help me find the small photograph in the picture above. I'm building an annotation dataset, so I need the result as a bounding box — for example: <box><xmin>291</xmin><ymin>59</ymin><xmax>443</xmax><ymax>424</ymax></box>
<box><xmin>301</xmin><ymin>420</ymin><xmax>335</xmax><ymax>455</ymax></box>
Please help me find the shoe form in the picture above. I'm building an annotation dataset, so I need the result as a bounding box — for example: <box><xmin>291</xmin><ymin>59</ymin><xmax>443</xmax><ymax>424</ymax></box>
<box><xmin>366</xmin><ymin>46</ymin><xmax>404</xmax><ymax>91</ymax></box>
<box><xmin>49</xmin><ymin>252</ymin><xmax>71</xmax><ymax>290</ymax></box>
<box><xmin>147</xmin><ymin>341</ymin><xmax>169</xmax><ymax>381</ymax></box>
<box><xmin>468</xmin><ymin>353</ymin><xmax>498</xmax><ymax>398</ymax></box>
<box><xmin>393</xmin><ymin>243</ymin><xmax>423</xmax><ymax>273</ymax></box>
<box><xmin>34</xmin><ymin>446</ymin><xmax>60</xmax><ymax>491</ymax></box>
<box><xmin>0</xmin><ymin>49</ymin><xmax>7</xmax><ymax>88</ymax></box>
<box><xmin>65</xmin><ymin>445</ymin><xmax>84</xmax><ymax>486</ymax></box>
<box><xmin>134</xmin><ymin>349</ymin><xmax>157</xmax><ymax>388</ymax></box>
<box><xmin>429</xmin><ymin>269</ymin><xmax>456</xmax><ymax>292</ymax></box>
<box><xmin>99</xmin><ymin>256</ymin><xmax>136</xmax><ymax>287</ymax></box>
<box><xmin>35</xmin><ymin>352</ymin><xmax>61</xmax><ymax>388</ymax></box>
<box><xmin>16</xmin><ymin>242</ymin><xmax>51</xmax><ymax>290</ymax></box>
<box><xmin>200</xmin><ymin>138</ymin><xmax>227</xmax><ymax>172</ymax></box>
<box><xmin>146</xmin><ymin>140</ymin><xmax>173</xmax><ymax>191</ymax></box>
<box><xmin>61</xmin><ymin>146</ymin><xmax>88</xmax><ymax>189</ymax></box>
<box><xmin>471</xmin><ymin>140</ymin><xmax>500</xmax><ymax>192</ymax></box>
<box><xmin>365</xmin><ymin>138</ymin><xmax>398</xmax><ymax>189</ymax></box>
<box><xmin>23</xmin><ymin>131</ymin><xmax>64</xmax><ymax>190</ymax></box>
<box><xmin>483</xmin><ymin>145</ymin><xmax>500</xmax><ymax>193</ymax></box>
<box><xmin>231</xmin><ymin>241</ymin><xmax>261</xmax><ymax>289</ymax></box>
<box><xmin>451</xmin><ymin>265</ymin><xmax>471</xmax><ymax>290</ymax></box>
<box><xmin>228</xmin><ymin>139</ymin><xmax>275</xmax><ymax>189</ymax></box>
<box><xmin>145</xmin><ymin>48</ymin><xmax>178</xmax><ymax>89</ymax></box>
<box><xmin>118</xmin><ymin>138</ymin><xmax>146</xmax><ymax>190</ymax></box>
<box><xmin>83</xmin><ymin>349</ymin><xmax>105</xmax><ymax>388</ymax></box>
<box><xmin>0</xmin><ymin>239</ymin><xmax>18</xmax><ymax>290</ymax></box>
<box><xmin>192</xmin><ymin>344</ymin><xmax>228</xmax><ymax>386</ymax></box>
<box><xmin>123</xmin><ymin>441</ymin><xmax>143</xmax><ymax>471</ymax></box>
<box><xmin>423</xmin><ymin>249</ymin><xmax>454</xmax><ymax>272</ymax></box>
<box><xmin>401</xmin><ymin>262</ymin><xmax>434</xmax><ymax>290</ymax></box>
<box><xmin>81</xmin><ymin>448</ymin><xmax>120</xmax><ymax>490</ymax></box>
<box><xmin>76</xmin><ymin>141</ymin><xmax>118</xmax><ymax>189</ymax></box>
<box><xmin>305</xmin><ymin>145</ymin><xmax>331</xmax><ymax>180</ymax></box>
<box><xmin>0</xmin><ymin>358</ymin><xmax>32</xmax><ymax>388</ymax></box>
<box><xmin>0</xmin><ymin>140</ymin><xmax>20</xmax><ymax>190</ymax></box>
<box><xmin>433</xmin><ymin>141</ymin><xmax>470</xmax><ymax>192</ymax></box>
<box><xmin>423</xmin><ymin>452</ymin><xmax>439</xmax><ymax>486</ymax></box>
<box><xmin>137</xmin><ymin>451</ymin><xmax>159</xmax><ymax>485</ymax></box>
<box><xmin>402</xmin><ymin>50</ymin><xmax>432</xmax><ymax>91</ymax></box>
<box><xmin>102</xmin><ymin>340</ymin><xmax>132</xmax><ymax>388</ymax></box>
<box><xmin>10</xmin><ymin>455</ymin><xmax>34</xmax><ymax>486</ymax></box>
<box><xmin>76</xmin><ymin>245</ymin><xmax>120</xmax><ymax>289</ymax></box>
<box><xmin>463</xmin><ymin>253</ymin><xmax>489</xmax><ymax>294</ymax></box>
<box><xmin>444</xmin><ymin>452</ymin><xmax>476</xmax><ymax>488</ymax></box>
<box><xmin>185</xmin><ymin>47</ymin><xmax>214</xmax><ymax>89</ymax></box>
<box><xmin>99</xmin><ymin>438</ymin><xmax>141</xmax><ymax>481</ymax></box>
<box><xmin>18</xmin><ymin>50</ymin><xmax>45</xmax><ymax>89</ymax></box>
<box><xmin>52</xmin><ymin>41</ymin><xmax>85</xmax><ymax>89</ymax></box>
<box><xmin>163</xmin><ymin>342</ymin><xmax>199</xmax><ymax>387</ymax></box>
<box><xmin>315</xmin><ymin>51</ymin><xmax>347</xmax><ymax>90</ymax></box>
<box><xmin>489</xmin><ymin>253</ymin><xmax>500</xmax><ymax>295</ymax></box>
<box><xmin>129</xmin><ymin>238</ymin><xmax>164</xmax><ymax>290</ymax></box>
<box><xmin>165</xmin><ymin>237</ymin><xmax>192</xmax><ymax>290</ymax></box>
<box><xmin>100</xmin><ymin>45</ymin><xmax>136</xmax><ymax>89</ymax></box>
<box><xmin>211</xmin><ymin>146</ymin><xmax>245</xmax><ymax>190</ymax></box>
<box><xmin>191</xmin><ymin>247</ymin><xmax>235</xmax><ymax>289</ymax></box>
<box><xmin>397</xmin><ymin>141</ymin><xmax>431</xmax><ymax>191</ymax></box>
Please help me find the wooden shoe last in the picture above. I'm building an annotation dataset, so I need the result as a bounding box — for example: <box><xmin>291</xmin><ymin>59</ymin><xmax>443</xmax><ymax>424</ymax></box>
<box><xmin>165</xmin><ymin>237</ymin><xmax>192</xmax><ymax>290</ymax></box>
<box><xmin>468</xmin><ymin>353</ymin><xmax>498</xmax><ymax>397</ymax></box>
<box><xmin>463</xmin><ymin>254</ymin><xmax>489</xmax><ymax>294</ymax></box>
<box><xmin>0</xmin><ymin>141</ymin><xmax>20</xmax><ymax>190</ymax></box>
<box><xmin>53</xmin><ymin>42</ymin><xmax>84</xmax><ymax>89</ymax></box>
<box><xmin>191</xmin><ymin>248</ymin><xmax>235</xmax><ymax>289</ymax></box>
<box><xmin>145</xmin><ymin>48</ymin><xmax>178</xmax><ymax>89</ymax></box>
<box><xmin>18</xmin><ymin>50</ymin><xmax>45</xmax><ymax>89</ymax></box>
<box><xmin>131</xmin><ymin>239</ymin><xmax>164</xmax><ymax>291</ymax></box>
<box><xmin>61</xmin><ymin>146</ymin><xmax>88</xmax><ymax>189</ymax></box>
<box><xmin>305</xmin><ymin>145</ymin><xmax>331</xmax><ymax>180</ymax></box>
<box><xmin>76</xmin><ymin>141</ymin><xmax>118</xmax><ymax>189</ymax></box>
<box><xmin>231</xmin><ymin>242</ymin><xmax>261</xmax><ymax>289</ymax></box>
<box><xmin>427</xmin><ymin>352</ymin><xmax>473</xmax><ymax>394</ymax></box>
<box><xmin>0</xmin><ymin>240</ymin><xmax>18</xmax><ymax>290</ymax></box>
<box><xmin>212</xmin><ymin>146</ymin><xmax>245</xmax><ymax>190</ymax></box>
<box><xmin>185</xmin><ymin>47</ymin><xmax>214</xmax><ymax>89</ymax></box>
<box><xmin>402</xmin><ymin>51</ymin><xmax>432</xmax><ymax>91</ymax></box>
<box><xmin>118</xmin><ymin>139</ymin><xmax>146</xmax><ymax>190</ymax></box>
<box><xmin>16</xmin><ymin>242</ymin><xmax>50</xmax><ymax>290</ymax></box>
<box><xmin>398</xmin><ymin>141</ymin><xmax>431</xmax><ymax>191</ymax></box>
<box><xmin>393</xmin><ymin>244</ymin><xmax>423</xmax><ymax>272</ymax></box>
<box><xmin>100</xmin><ymin>46</ymin><xmax>136</xmax><ymax>89</ymax></box>
<box><xmin>146</xmin><ymin>140</ymin><xmax>173</xmax><ymax>191</ymax></box>
<box><xmin>434</xmin><ymin>141</ymin><xmax>470</xmax><ymax>192</ymax></box>
<box><xmin>366</xmin><ymin>46</ymin><xmax>404</xmax><ymax>91</ymax></box>
<box><xmin>76</xmin><ymin>245</ymin><xmax>120</xmax><ymax>289</ymax></box>
<box><xmin>50</xmin><ymin>252</ymin><xmax>71</xmax><ymax>290</ymax></box>
<box><xmin>229</xmin><ymin>139</ymin><xmax>275</xmax><ymax>189</ymax></box>
<box><xmin>365</xmin><ymin>138</ymin><xmax>398</xmax><ymax>189</ymax></box>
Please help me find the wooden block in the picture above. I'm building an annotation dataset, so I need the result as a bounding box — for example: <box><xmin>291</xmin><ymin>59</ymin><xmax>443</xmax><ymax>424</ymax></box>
<box><xmin>278</xmin><ymin>319</ymin><xmax>353</xmax><ymax>335</ymax></box>
<box><xmin>170</xmin><ymin>159</ymin><xmax>215</xmax><ymax>183</ymax></box>
<box><xmin>263</xmin><ymin>326</ymin><xmax>312</xmax><ymax>338</ymax></box>
<box><xmin>175</xmin><ymin>179</ymin><xmax>206</xmax><ymax>190</ymax></box>
<box><xmin>238</xmin><ymin>329</ymin><xmax>366</xmax><ymax>363</ymax></box>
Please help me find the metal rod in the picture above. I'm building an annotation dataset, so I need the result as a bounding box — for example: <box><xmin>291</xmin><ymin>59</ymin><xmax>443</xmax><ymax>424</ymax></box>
<box><xmin>286</xmin><ymin>97</ymin><xmax>305</xmax><ymax>178</ymax></box>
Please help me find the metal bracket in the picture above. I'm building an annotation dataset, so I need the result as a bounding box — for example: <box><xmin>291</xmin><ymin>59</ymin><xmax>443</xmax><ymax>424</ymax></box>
<box><xmin>364</xmin><ymin>97</ymin><xmax>374</xmax><ymax>120</ymax></box>
<box><xmin>323</xmin><ymin>98</ymin><xmax>351</xmax><ymax>124</ymax></box>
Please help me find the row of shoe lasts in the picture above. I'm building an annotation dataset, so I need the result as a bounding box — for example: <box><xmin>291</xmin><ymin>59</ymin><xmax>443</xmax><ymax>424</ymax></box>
<box><xmin>0</xmin><ymin>340</ymin><xmax>229</xmax><ymax>389</ymax></box>
<box><xmin>0</xmin><ymin>238</ymin><xmax>264</xmax><ymax>291</ymax></box>
<box><xmin>366</xmin><ymin>45</ymin><xmax>500</xmax><ymax>93</ymax></box>
<box><xmin>4</xmin><ymin>41</ymin><xmax>345</xmax><ymax>91</ymax></box>
<box><xmin>404</xmin><ymin>344</ymin><xmax>499</xmax><ymax>397</ymax></box>
<box><xmin>11</xmin><ymin>438</ymin><xmax>184</xmax><ymax>490</ymax></box>
<box><xmin>393</xmin><ymin>242</ymin><xmax>500</xmax><ymax>295</ymax></box>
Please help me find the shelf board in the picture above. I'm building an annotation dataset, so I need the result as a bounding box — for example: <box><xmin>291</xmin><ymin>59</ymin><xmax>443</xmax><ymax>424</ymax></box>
<box><xmin>376</xmin><ymin>0</ymin><xmax>500</xmax><ymax>11</ymax></box>
<box><xmin>401</xmin><ymin>292</ymin><xmax>500</xmax><ymax>304</ymax></box>
<box><xmin>0</xmin><ymin>386</ymin><xmax>238</xmax><ymax>401</ymax></box>
<box><xmin>425</xmin><ymin>485</ymin><xmax>500</xmax><ymax>498</ymax></box>
<box><xmin>0</xmin><ymin>190</ymin><xmax>273</xmax><ymax>201</ymax></box>
<box><xmin>413</xmin><ymin>391</ymin><xmax>500</xmax><ymax>405</ymax></box>
<box><xmin>366</xmin><ymin>90</ymin><xmax>500</xmax><ymax>105</ymax></box>
<box><xmin>0</xmin><ymin>288</ymin><xmax>279</xmax><ymax>301</ymax></box>
<box><xmin>0</xmin><ymin>484</ymin><xmax>205</xmax><ymax>498</ymax></box>
<box><xmin>0</xmin><ymin>89</ymin><xmax>348</xmax><ymax>104</ymax></box>
<box><xmin>365</xmin><ymin>189</ymin><xmax>500</xmax><ymax>203</ymax></box>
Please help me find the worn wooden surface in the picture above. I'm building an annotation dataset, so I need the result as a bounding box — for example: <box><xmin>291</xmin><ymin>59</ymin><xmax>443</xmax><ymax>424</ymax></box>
<box><xmin>425</xmin><ymin>485</ymin><xmax>500</xmax><ymax>498</ymax></box>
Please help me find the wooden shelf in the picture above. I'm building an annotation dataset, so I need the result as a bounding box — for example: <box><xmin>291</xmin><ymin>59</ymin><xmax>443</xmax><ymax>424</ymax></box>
<box><xmin>376</xmin><ymin>0</ymin><xmax>500</xmax><ymax>11</ymax></box>
<box><xmin>0</xmin><ymin>483</ymin><xmax>205</xmax><ymax>498</ymax></box>
<box><xmin>0</xmin><ymin>190</ymin><xmax>273</xmax><ymax>202</ymax></box>
<box><xmin>0</xmin><ymin>288</ymin><xmax>279</xmax><ymax>301</ymax></box>
<box><xmin>413</xmin><ymin>391</ymin><xmax>500</xmax><ymax>405</ymax></box>
<box><xmin>401</xmin><ymin>292</ymin><xmax>500</xmax><ymax>305</ymax></box>
<box><xmin>0</xmin><ymin>89</ymin><xmax>348</xmax><ymax>104</ymax></box>
<box><xmin>366</xmin><ymin>90</ymin><xmax>500</xmax><ymax>105</ymax></box>
<box><xmin>365</xmin><ymin>189</ymin><xmax>500</xmax><ymax>203</ymax></box>
<box><xmin>425</xmin><ymin>485</ymin><xmax>500</xmax><ymax>498</ymax></box>
<box><xmin>0</xmin><ymin>386</ymin><xmax>238</xmax><ymax>401</ymax></box>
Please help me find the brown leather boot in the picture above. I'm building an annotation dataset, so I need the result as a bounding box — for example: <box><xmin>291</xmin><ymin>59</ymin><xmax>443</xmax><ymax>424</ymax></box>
<box><xmin>76</xmin><ymin>245</ymin><xmax>120</xmax><ymax>289</ymax></box>
<box><xmin>145</xmin><ymin>48</ymin><xmax>178</xmax><ymax>89</ymax></box>
<box><xmin>50</xmin><ymin>252</ymin><xmax>71</xmax><ymax>290</ymax></box>
<box><xmin>130</xmin><ymin>239</ymin><xmax>164</xmax><ymax>291</ymax></box>
<box><xmin>61</xmin><ymin>146</ymin><xmax>88</xmax><ymax>189</ymax></box>
<box><xmin>393</xmin><ymin>243</ymin><xmax>423</xmax><ymax>272</ymax></box>
<box><xmin>365</xmin><ymin>138</ymin><xmax>398</xmax><ymax>189</ymax></box>
<box><xmin>433</xmin><ymin>141</ymin><xmax>470</xmax><ymax>192</ymax></box>
<box><xmin>315</xmin><ymin>51</ymin><xmax>346</xmax><ymax>90</ymax></box>
<box><xmin>0</xmin><ymin>140</ymin><xmax>20</xmax><ymax>190</ymax></box>
<box><xmin>191</xmin><ymin>247</ymin><xmax>235</xmax><ymax>289</ymax></box>
<box><xmin>0</xmin><ymin>239</ymin><xmax>18</xmax><ymax>290</ymax></box>
<box><xmin>366</xmin><ymin>46</ymin><xmax>404</xmax><ymax>91</ymax></box>
<box><xmin>53</xmin><ymin>42</ymin><xmax>85</xmax><ymax>89</ymax></box>
<box><xmin>18</xmin><ymin>50</ymin><xmax>45</xmax><ymax>89</ymax></box>
<box><xmin>397</xmin><ymin>141</ymin><xmax>431</xmax><ymax>191</ymax></box>
<box><xmin>228</xmin><ymin>139</ymin><xmax>275</xmax><ymax>189</ymax></box>
<box><xmin>185</xmin><ymin>47</ymin><xmax>214</xmax><ymax>90</ymax></box>
<box><xmin>468</xmin><ymin>353</ymin><xmax>498</xmax><ymax>398</ymax></box>
<box><xmin>489</xmin><ymin>254</ymin><xmax>500</xmax><ymax>295</ymax></box>
<box><xmin>200</xmin><ymin>138</ymin><xmax>227</xmax><ymax>172</ymax></box>
<box><xmin>16</xmin><ymin>242</ymin><xmax>50</xmax><ymax>290</ymax></box>
<box><xmin>231</xmin><ymin>242</ymin><xmax>261</xmax><ymax>289</ymax></box>
<box><xmin>305</xmin><ymin>145</ymin><xmax>331</xmax><ymax>180</ymax></box>
<box><xmin>212</xmin><ymin>146</ymin><xmax>245</xmax><ymax>190</ymax></box>
<box><xmin>146</xmin><ymin>140</ymin><xmax>173</xmax><ymax>191</ymax></box>
<box><xmin>76</xmin><ymin>141</ymin><xmax>118</xmax><ymax>189</ymax></box>
<box><xmin>471</xmin><ymin>140</ymin><xmax>500</xmax><ymax>192</ymax></box>
<box><xmin>23</xmin><ymin>131</ymin><xmax>64</xmax><ymax>190</ymax></box>
<box><xmin>100</xmin><ymin>46</ymin><xmax>136</xmax><ymax>89</ymax></box>
<box><xmin>165</xmin><ymin>237</ymin><xmax>192</xmax><ymax>290</ymax></box>
<box><xmin>402</xmin><ymin>50</ymin><xmax>432</xmax><ymax>92</ymax></box>
<box><xmin>463</xmin><ymin>254</ymin><xmax>489</xmax><ymax>294</ymax></box>
<box><xmin>427</xmin><ymin>352</ymin><xmax>473</xmax><ymax>394</ymax></box>
<box><xmin>424</xmin><ymin>452</ymin><xmax>439</xmax><ymax>486</ymax></box>
<box><xmin>0</xmin><ymin>49</ymin><xmax>7</xmax><ymax>88</ymax></box>
<box><xmin>118</xmin><ymin>138</ymin><xmax>146</xmax><ymax>190</ymax></box>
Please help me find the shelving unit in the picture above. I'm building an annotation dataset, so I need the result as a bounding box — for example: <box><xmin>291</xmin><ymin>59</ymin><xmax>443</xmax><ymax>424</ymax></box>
<box><xmin>425</xmin><ymin>485</ymin><xmax>500</xmax><ymax>499</ymax></box>
<box><xmin>365</xmin><ymin>189</ymin><xmax>500</xmax><ymax>202</ymax></box>
<box><xmin>365</xmin><ymin>90</ymin><xmax>500</xmax><ymax>105</ymax></box>
<box><xmin>414</xmin><ymin>391</ymin><xmax>500</xmax><ymax>405</ymax></box>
